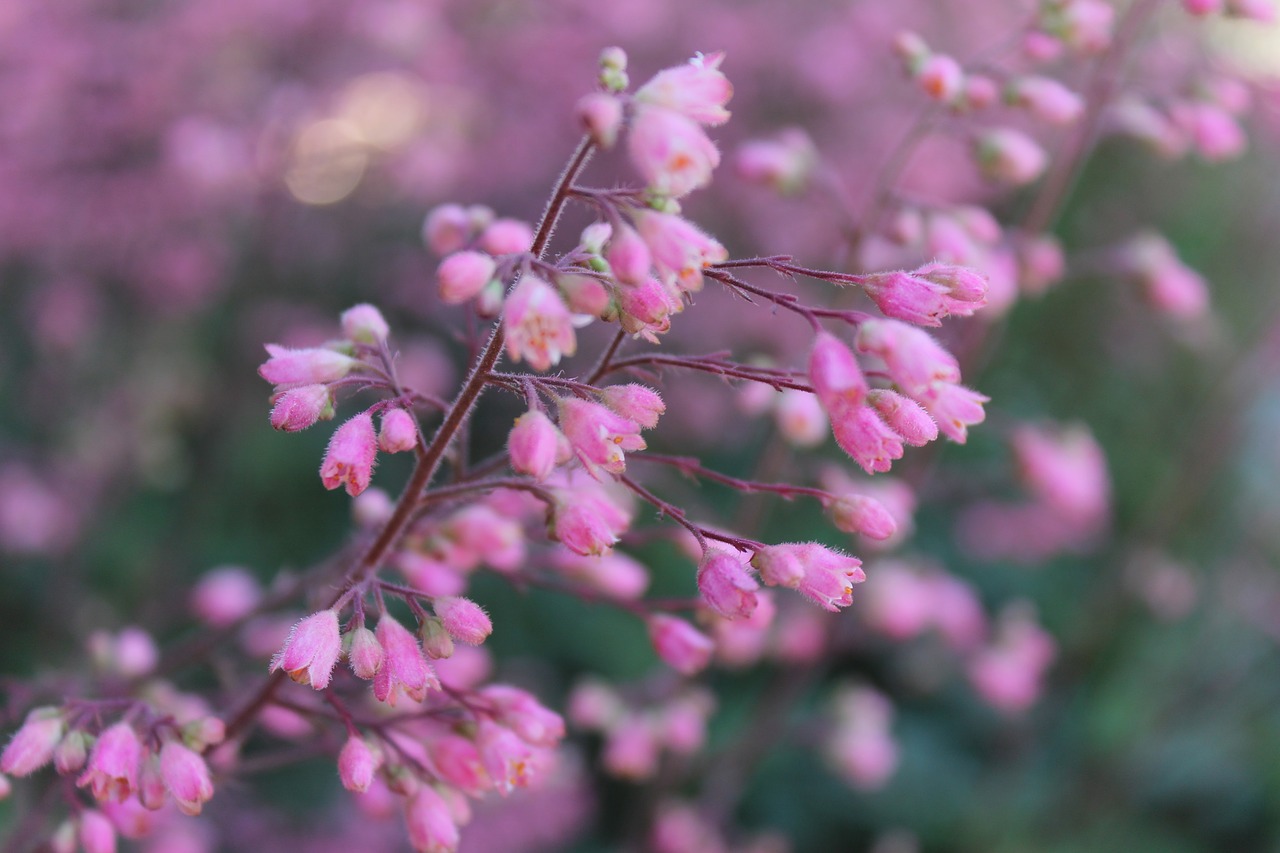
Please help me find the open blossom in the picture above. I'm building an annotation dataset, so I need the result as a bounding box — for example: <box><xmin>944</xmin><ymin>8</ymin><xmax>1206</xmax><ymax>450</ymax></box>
<box><xmin>374</xmin><ymin>614</ymin><xmax>440</xmax><ymax>706</ymax></box>
<box><xmin>697</xmin><ymin>551</ymin><xmax>760</xmax><ymax>619</ymax></box>
<box><xmin>601</xmin><ymin>384</ymin><xmax>665</xmax><ymax>429</ymax></box>
<box><xmin>270</xmin><ymin>609</ymin><xmax>342</xmax><ymax>689</ymax></box>
<box><xmin>270</xmin><ymin>384</ymin><xmax>334</xmax><ymax>432</ymax></box>
<box><xmin>320</xmin><ymin>413</ymin><xmax>379</xmax><ymax>496</ymax></box>
<box><xmin>752</xmin><ymin>543</ymin><xmax>865</xmax><ymax>611</ymax></box>
<box><xmin>77</xmin><ymin>722</ymin><xmax>142</xmax><ymax>803</ymax></box>
<box><xmin>1</xmin><ymin>707</ymin><xmax>64</xmax><ymax>777</ymax></box>
<box><xmin>503</xmin><ymin>275</ymin><xmax>577</xmax><ymax>371</ymax></box>
<box><xmin>629</xmin><ymin>105</ymin><xmax>721</xmax><ymax>198</ymax></box>
<box><xmin>634</xmin><ymin>52</ymin><xmax>732</xmax><ymax>126</ymax></box>
<box><xmin>258</xmin><ymin>345</ymin><xmax>357</xmax><ymax>388</ymax></box>
<box><xmin>158</xmin><ymin>741</ymin><xmax>213</xmax><ymax>816</ymax></box>
<box><xmin>558</xmin><ymin>397</ymin><xmax>646</xmax><ymax>477</ymax></box>
<box><xmin>634</xmin><ymin>210</ymin><xmax>727</xmax><ymax>292</ymax></box>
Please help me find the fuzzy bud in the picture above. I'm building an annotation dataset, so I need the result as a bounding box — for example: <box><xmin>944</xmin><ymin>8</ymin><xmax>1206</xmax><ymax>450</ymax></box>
<box><xmin>341</xmin><ymin>304</ymin><xmax>390</xmax><ymax>345</ymax></box>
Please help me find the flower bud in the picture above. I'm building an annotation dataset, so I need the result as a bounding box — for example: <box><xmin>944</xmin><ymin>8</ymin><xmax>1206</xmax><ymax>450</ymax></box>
<box><xmin>508</xmin><ymin>410</ymin><xmax>560</xmax><ymax>481</ymax></box>
<box><xmin>829</xmin><ymin>494</ymin><xmax>898</xmax><ymax>541</ymax></box>
<box><xmin>480</xmin><ymin>218</ymin><xmax>534</xmax><ymax>255</ymax></box>
<box><xmin>419</xmin><ymin>616</ymin><xmax>455</xmax><ymax>660</ymax></box>
<box><xmin>78</xmin><ymin>810</ymin><xmax>116</xmax><ymax>853</ymax></box>
<box><xmin>1</xmin><ymin>707</ymin><xmax>64</xmax><ymax>777</ymax></box>
<box><xmin>320</xmin><ymin>413</ymin><xmax>379</xmax><ymax>496</ymax></box>
<box><xmin>270</xmin><ymin>610</ymin><xmax>342</xmax><ymax>690</ymax></box>
<box><xmin>601</xmin><ymin>384</ymin><xmax>665</xmax><ymax>429</ymax></box>
<box><xmin>697</xmin><ymin>551</ymin><xmax>759</xmax><ymax>620</ymax></box>
<box><xmin>576</xmin><ymin>93</ymin><xmax>623</xmax><ymax>148</ymax></box>
<box><xmin>338</xmin><ymin>735</ymin><xmax>381</xmax><ymax>793</ymax></box>
<box><xmin>159</xmin><ymin>740</ymin><xmax>214</xmax><ymax>816</ymax></box>
<box><xmin>975</xmin><ymin>128</ymin><xmax>1048</xmax><ymax>185</ymax></box>
<box><xmin>347</xmin><ymin>625</ymin><xmax>385</xmax><ymax>679</ymax></box>
<box><xmin>434</xmin><ymin>597</ymin><xmax>492</xmax><ymax>646</ymax></box>
<box><xmin>258</xmin><ymin>345</ymin><xmax>357</xmax><ymax>388</ymax></box>
<box><xmin>77</xmin><ymin>722</ymin><xmax>142</xmax><ymax>803</ymax></box>
<box><xmin>340</xmin><ymin>303</ymin><xmax>390</xmax><ymax>345</ymax></box>
<box><xmin>648</xmin><ymin>615</ymin><xmax>714</xmax><ymax>675</ymax></box>
<box><xmin>270</xmin><ymin>384</ymin><xmax>335</xmax><ymax>432</ymax></box>
<box><xmin>867</xmin><ymin>389</ymin><xmax>938</xmax><ymax>446</ymax></box>
<box><xmin>437</xmin><ymin>250</ymin><xmax>497</xmax><ymax>304</ymax></box>
<box><xmin>378</xmin><ymin>408</ymin><xmax>418</xmax><ymax>453</ymax></box>
<box><xmin>422</xmin><ymin>204</ymin><xmax>473</xmax><ymax>255</ymax></box>
<box><xmin>190</xmin><ymin>566</ymin><xmax>261</xmax><ymax>627</ymax></box>
<box><xmin>54</xmin><ymin>729</ymin><xmax>90</xmax><ymax>775</ymax></box>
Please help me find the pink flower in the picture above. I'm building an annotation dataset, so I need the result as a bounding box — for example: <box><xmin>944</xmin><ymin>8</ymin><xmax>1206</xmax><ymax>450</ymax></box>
<box><xmin>480</xmin><ymin>685</ymin><xmax>566</xmax><ymax>747</ymax></box>
<box><xmin>508</xmin><ymin>410</ymin><xmax>561</xmax><ymax>481</ymax></box>
<box><xmin>404</xmin><ymin>785</ymin><xmax>460</xmax><ymax>852</ymax></box>
<box><xmin>603</xmin><ymin>718</ymin><xmax>660</xmax><ymax>780</ymax></box>
<box><xmin>975</xmin><ymin>128</ymin><xmax>1048</xmax><ymax>185</ymax></box>
<box><xmin>422</xmin><ymin>204</ymin><xmax>473</xmax><ymax>255</ymax></box>
<box><xmin>475</xmin><ymin>720</ymin><xmax>534</xmax><ymax>794</ymax></box>
<box><xmin>269</xmin><ymin>384</ymin><xmax>334</xmax><ymax>432</ymax></box>
<box><xmin>429</xmin><ymin>735</ymin><xmax>491</xmax><ymax>795</ymax></box>
<box><xmin>434</xmin><ymin>597</ymin><xmax>492</xmax><ymax>645</ymax></box>
<box><xmin>634</xmin><ymin>210</ymin><xmax>727</xmax><ymax>292</ymax></box>
<box><xmin>618</xmin><ymin>276</ymin><xmax>681</xmax><ymax>340</ymax></box>
<box><xmin>159</xmin><ymin>741</ymin><xmax>213</xmax><ymax>816</ymax></box>
<box><xmin>808</xmin><ymin>332</ymin><xmax>868</xmax><ymax>413</ymax></box>
<box><xmin>917</xmin><ymin>54</ymin><xmax>964</xmax><ymax>102</ymax></box>
<box><xmin>347</xmin><ymin>625</ymin><xmax>384</xmax><ymax>679</ymax></box>
<box><xmin>867</xmin><ymin>389</ymin><xmax>938</xmax><ymax>446</ymax></box>
<box><xmin>605</xmin><ymin>224</ymin><xmax>652</xmax><ymax>285</ymax></box>
<box><xmin>340</xmin><ymin>303</ymin><xmax>390</xmax><ymax>345</ymax></box>
<box><xmin>77</xmin><ymin>722</ymin><xmax>142</xmax><ymax>803</ymax></box>
<box><xmin>338</xmin><ymin>735</ymin><xmax>381</xmax><ymax>793</ymax></box>
<box><xmin>775</xmin><ymin>389</ymin><xmax>828</xmax><ymax>448</ymax></box>
<box><xmin>859</xmin><ymin>266</ymin><xmax>985</xmax><ymax>326</ymax></box>
<box><xmin>735</xmin><ymin>128</ymin><xmax>817</xmax><ymax>194</ymax></box>
<box><xmin>549</xmin><ymin>488</ymin><xmax>632</xmax><ymax>556</ymax></box>
<box><xmin>576</xmin><ymin>92</ymin><xmax>623</xmax><ymax>148</ymax></box>
<box><xmin>480</xmin><ymin>218</ymin><xmax>534</xmax><ymax>255</ymax></box>
<box><xmin>270</xmin><ymin>609</ymin><xmax>342</xmax><ymax>690</ymax></box>
<box><xmin>828</xmin><ymin>494</ymin><xmax>898</xmax><ymax>541</ymax></box>
<box><xmin>832</xmin><ymin>404</ymin><xmax>905</xmax><ymax>474</ymax></box>
<box><xmin>1012</xmin><ymin>423</ymin><xmax>1110</xmax><ymax>523</ymax></box>
<box><xmin>373</xmin><ymin>614</ymin><xmax>439</xmax><ymax>706</ymax></box>
<box><xmin>1008</xmin><ymin>76</ymin><xmax>1084</xmax><ymax>125</ymax></box>
<box><xmin>503</xmin><ymin>275</ymin><xmax>577</xmax><ymax>372</ymax></box>
<box><xmin>436</xmin><ymin>251</ymin><xmax>496</xmax><ymax>304</ymax></box>
<box><xmin>78</xmin><ymin>810</ymin><xmax>117</xmax><ymax>853</ymax></box>
<box><xmin>856</xmin><ymin>319</ymin><xmax>961</xmax><ymax>398</ymax></box>
<box><xmin>320</xmin><ymin>413</ymin><xmax>379</xmax><ymax>496</ymax></box>
<box><xmin>189</xmin><ymin>566</ymin><xmax>261</xmax><ymax>627</ymax></box>
<box><xmin>697</xmin><ymin>551</ymin><xmax>759</xmax><ymax>619</ymax></box>
<box><xmin>648</xmin><ymin>615</ymin><xmax>713</xmax><ymax>675</ymax></box>
<box><xmin>629</xmin><ymin>105</ymin><xmax>721</xmax><ymax>198</ymax></box>
<box><xmin>634</xmin><ymin>52</ymin><xmax>733</xmax><ymax>126</ymax></box>
<box><xmin>258</xmin><ymin>345</ymin><xmax>357</xmax><ymax>389</ymax></box>
<box><xmin>378</xmin><ymin>408</ymin><xmax>418</xmax><ymax>454</ymax></box>
<box><xmin>752</xmin><ymin>543</ymin><xmax>865</xmax><ymax>611</ymax></box>
<box><xmin>1</xmin><ymin>707</ymin><xmax>64</xmax><ymax>777</ymax></box>
<box><xmin>557</xmin><ymin>397</ymin><xmax>646</xmax><ymax>477</ymax></box>
<box><xmin>918</xmin><ymin>383</ymin><xmax>988</xmax><ymax>444</ymax></box>
<box><xmin>601</xmin><ymin>384</ymin><xmax>665</xmax><ymax>429</ymax></box>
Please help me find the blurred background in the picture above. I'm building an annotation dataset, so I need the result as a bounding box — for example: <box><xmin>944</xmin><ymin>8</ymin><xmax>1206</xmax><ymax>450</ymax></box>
<box><xmin>3</xmin><ymin>0</ymin><xmax>1280</xmax><ymax>851</ymax></box>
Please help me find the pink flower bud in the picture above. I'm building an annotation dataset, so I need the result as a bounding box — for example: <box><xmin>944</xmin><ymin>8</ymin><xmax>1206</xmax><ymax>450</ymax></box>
<box><xmin>270</xmin><ymin>384</ymin><xmax>335</xmax><ymax>432</ymax></box>
<box><xmin>648</xmin><ymin>615</ymin><xmax>713</xmax><ymax>675</ymax></box>
<box><xmin>78</xmin><ymin>810</ymin><xmax>116</xmax><ymax>853</ymax></box>
<box><xmin>963</xmin><ymin>74</ymin><xmax>1000</xmax><ymax>110</ymax></box>
<box><xmin>809</xmin><ymin>332</ymin><xmax>868</xmax><ymax>413</ymax></box>
<box><xmin>420</xmin><ymin>617</ymin><xmax>454</xmax><ymax>660</ymax></box>
<box><xmin>867</xmin><ymin>389</ymin><xmax>938</xmax><ymax>446</ymax></box>
<box><xmin>111</xmin><ymin>627</ymin><xmax>159</xmax><ymax>678</ymax></box>
<box><xmin>404</xmin><ymin>785</ymin><xmax>460</xmax><ymax>852</ymax></box>
<box><xmin>434</xmin><ymin>597</ymin><xmax>492</xmax><ymax>645</ymax></box>
<box><xmin>856</xmin><ymin>319</ymin><xmax>961</xmax><ymax>397</ymax></box>
<box><xmin>504</xmin><ymin>275</ymin><xmax>577</xmax><ymax>372</ymax></box>
<box><xmin>353</xmin><ymin>487</ymin><xmax>394</xmax><ymax>528</ymax></box>
<box><xmin>347</xmin><ymin>625</ymin><xmax>384</xmax><ymax>679</ymax></box>
<box><xmin>734</xmin><ymin>128</ymin><xmax>817</xmax><ymax>194</ymax></box>
<box><xmin>1008</xmin><ymin>76</ymin><xmax>1084</xmax><ymax>125</ymax></box>
<box><xmin>159</xmin><ymin>741</ymin><xmax>213</xmax><ymax>816</ymax></box>
<box><xmin>832</xmin><ymin>404</ymin><xmax>905</xmax><ymax>474</ymax></box>
<box><xmin>634</xmin><ymin>52</ymin><xmax>733</xmax><ymax>126</ymax></box>
<box><xmin>576</xmin><ymin>92</ymin><xmax>623</xmax><ymax>149</ymax></box>
<box><xmin>373</xmin><ymin>614</ymin><xmax>439</xmax><ymax>706</ymax></box>
<box><xmin>1</xmin><ymin>707</ymin><xmax>64</xmax><ymax>776</ymax></box>
<box><xmin>137</xmin><ymin>752</ymin><xmax>167</xmax><ymax>810</ymax></box>
<box><xmin>481</xmin><ymin>685</ymin><xmax>565</xmax><ymax>747</ymax></box>
<box><xmin>54</xmin><ymin>730</ymin><xmax>89</xmax><ymax>774</ymax></box>
<box><xmin>270</xmin><ymin>610</ymin><xmax>342</xmax><ymax>689</ymax></box>
<box><xmin>918</xmin><ymin>383</ymin><xmax>988</xmax><ymax>444</ymax></box>
<box><xmin>859</xmin><ymin>266</ymin><xmax>986</xmax><ymax>326</ymax></box>
<box><xmin>775</xmin><ymin>388</ymin><xmax>827</xmax><ymax>448</ymax></box>
<box><xmin>568</xmin><ymin>680</ymin><xmax>623</xmax><ymax>730</ymax></box>
<box><xmin>258</xmin><ymin>345</ymin><xmax>357</xmax><ymax>388</ymax></box>
<box><xmin>975</xmin><ymin>128</ymin><xmax>1048</xmax><ymax>185</ymax></box>
<box><xmin>475</xmin><ymin>720</ymin><xmax>535</xmax><ymax>794</ymax></box>
<box><xmin>429</xmin><ymin>735</ymin><xmax>490</xmax><ymax>795</ymax></box>
<box><xmin>340</xmin><ymin>303</ymin><xmax>390</xmax><ymax>345</ymax></box>
<box><xmin>77</xmin><ymin>722</ymin><xmax>142</xmax><ymax>803</ymax></box>
<box><xmin>605</xmin><ymin>224</ymin><xmax>653</xmax><ymax>286</ymax></box>
<box><xmin>629</xmin><ymin>105</ymin><xmax>721</xmax><ymax>199</ymax></box>
<box><xmin>634</xmin><ymin>210</ymin><xmax>727</xmax><ymax>292</ymax></box>
<box><xmin>697</xmin><ymin>551</ymin><xmax>760</xmax><ymax>620</ymax></box>
<box><xmin>508</xmin><ymin>410</ymin><xmax>560</xmax><ymax>481</ymax></box>
<box><xmin>480</xmin><ymin>218</ymin><xmax>534</xmax><ymax>255</ymax></box>
<box><xmin>752</xmin><ymin>543</ymin><xmax>865</xmax><ymax>611</ymax></box>
<box><xmin>601</xmin><ymin>384</ymin><xmax>665</xmax><ymax>429</ymax></box>
<box><xmin>558</xmin><ymin>397</ymin><xmax>646</xmax><ymax>477</ymax></box>
<box><xmin>378</xmin><ymin>408</ymin><xmax>418</xmax><ymax>454</ymax></box>
<box><xmin>603</xmin><ymin>718</ymin><xmax>660</xmax><ymax>780</ymax></box>
<box><xmin>436</xmin><ymin>251</ymin><xmax>496</xmax><ymax>304</ymax></box>
<box><xmin>559</xmin><ymin>273</ymin><xmax>611</xmax><ymax>316</ymax></box>
<box><xmin>320</xmin><ymin>413</ymin><xmax>378</xmax><ymax>496</ymax></box>
<box><xmin>338</xmin><ymin>735</ymin><xmax>381</xmax><ymax>793</ymax></box>
<box><xmin>422</xmin><ymin>204</ymin><xmax>473</xmax><ymax>255</ymax></box>
<box><xmin>829</xmin><ymin>494</ymin><xmax>898</xmax><ymax>541</ymax></box>
<box><xmin>549</xmin><ymin>489</ymin><xmax>631</xmax><ymax>557</ymax></box>
<box><xmin>190</xmin><ymin>566</ymin><xmax>261</xmax><ymax>627</ymax></box>
<box><xmin>1172</xmin><ymin>101</ymin><xmax>1246</xmax><ymax>162</ymax></box>
<box><xmin>917</xmin><ymin>54</ymin><xmax>963</xmax><ymax>102</ymax></box>
<box><xmin>618</xmin><ymin>276</ymin><xmax>680</xmax><ymax>338</ymax></box>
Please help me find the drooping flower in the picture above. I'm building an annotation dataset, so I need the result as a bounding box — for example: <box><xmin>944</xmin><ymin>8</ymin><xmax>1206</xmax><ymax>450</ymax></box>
<box><xmin>648</xmin><ymin>615</ymin><xmax>714</xmax><ymax>675</ymax></box>
<box><xmin>320</xmin><ymin>413</ymin><xmax>379</xmax><ymax>496</ymax></box>
<box><xmin>557</xmin><ymin>397</ymin><xmax>646</xmax><ymax>478</ymax></box>
<box><xmin>270</xmin><ymin>609</ymin><xmax>342</xmax><ymax>690</ymax></box>
<box><xmin>634</xmin><ymin>52</ymin><xmax>733</xmax><ymax>126</ymax></box>
<box><xmin>628</xmin><ymin>105</ymin><xmax>721</xmax><ymax>199</ymax></box>
<box><xmin>752</xmin><ymin>543</ymin><xmax>865</xmax><ymax>611</ymax></box>
<box><xmin>269</xmin><ymin>384</ymin><xmax>334</xmax><ymax>432</ymax></box>
<box><xmin>1</xmin><ymin>707</ymin><xmax>64</xmax><ymax>777</ymax></box>
<box><xmin>338</xmin><ymin>735</ymin><xmax>381</xmax><ymax>793</ymax></box>
<box><xmin>258</xmin><ymin>345</ymin><xmax>357</xmax><ymax>389</ymax></box>
<box><xmin>504</xmin><ymin>275</ymin><xmax>577</xmax><ymax>372</ymax></box>
<box><xmin>158</xmin><ymin>740</ymin><xmax>214</xmax><ymax>816</ymax></box>
<box><xmin>373</xmin><ymin>614</ymin><xmax>439</xmax><ymax>706</ymax></box>
<box><xmin>697</xmin><ymin>551</ymin><xmax>759</xmax><ymax>619</ymax></box>
<box><xmin>77</xmin><ymin>722</ymin><xmax>142</xmax><ymax>803</ymax></box>
<box><xmin>507</xmin><ymin>410</ymin><xmax>561</xmax><ymax>481</ymax></box>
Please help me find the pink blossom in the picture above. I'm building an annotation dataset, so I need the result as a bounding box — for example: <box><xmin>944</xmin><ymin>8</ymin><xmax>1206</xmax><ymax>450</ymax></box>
<box><xmin>1172</xmin><ymin>101</ymin><xmax>1246</xmax><ymax>162</ymax></box>
<box><xmin>697</xmin><ymin>551</ymin><xmax>760</xmax><ymax>619</ymax></box>
<box><xmin>917</xmin><ymin>383</ymin><xmax>988</xmax><ymax>444</ymax></box>
<box><xmin>832</xmin><ymin>404</ymin><xmax>906</xmax><ymax>474</ymax></box>
<box><xmin>603</xmin><ymin>717</ymin><xmax>660</xmax><ymax>780</ymax></box>
<box><xmin>856</xmin><ymin>319</ymin><xmax>961</xmax><ymax>397</ymax></box>
<box><xmin>1013</xmin><ymin>423</ymin><xmax>1110</xmax><ymax>523</ymax></box>
<box><xmin>340</xmin><ymin>303</ymin><xmax>390</xmax><ymax>345</ymax></box>
<box><xmin>775</xmin><ymin>389</ymin><xmax>828</xmax><ymax>448</ymax></box>
<box><xmin>808</xmin><ymin>332</ymin><xmax>868</xmax><ymax>413</ymax></box>
<box><xmin>475</xmin><ymin>720</ymin><xmax>535</xmax><ymax>794</ymax></box>
<box><xmin>601</xmin><ymin>384</ymin><xmax>665</xmax><ymax>429</ymax></box>
<box><xmin>429</xmin><ymin>735</ymin><xmax>491</xmax><ymax>795</ymax></box>
<box><xmin>828</xmin><ymin>494</ymin><xmax>898</xmax><ymax>541</ymax></box>
<box><xmin>378</xmin><ymin>408</ymin><xmax>418</xmax><ymax>453</ymax></box>
<box><xmin>269</xmin><ymin>384</ymin><xmax>334</xmax><ymax>432</ymax></box>
<box><xmin>975</xmin><ymin>128</ymin><xmax>1048</xmax><ymax>185</ymax></box>
<box><xmin>54</xmin><ymin>730</ymin><xmax>90</xmax><ymax>775</ymax></box>
<box><xmin>634</xmin><ymin>210</ymin><xmax>727</xmax><ymax>292</ymax></box>
<box><xmin>347</xmin><ymin>625</ymin><xmax>384</xmax><ymax>679</ymax></box>
<box><xmin>1008</xmin><ymin>76</ymin><xmax>1084</xmax><ymax>125</ymax></box>
<box><xmin>1</xmin><ymin>707</ymin><xmax>64</xmax><ymax>777</ymax></box>
<box><xmin>78</xmin><ymin>810</ymin><xmax>117</xmax><ymax>853</ymax></box>
<box><xmin>434</xmin><ymin>597</ymin><xmax>492</xmax><ymax>645</ymax></box>
<box><xmin>404</xmin><ymin>785</ymin><xmax>460</xmax><ymax>852</ymax></box>
<box><xmin>338</xmin><ymin>735</ymin><xmax>381</xmax><ymax>793</ymax></box>
<box><xmin>189</xmin><ymin>566</ymin><xmax>261</xmax><ymax>627</ymax></box>
<box><xmin>422</xmin><ymin>204</ymin><xmax>473</xmax><ymax>255</ymax></box>
<box><xmin>77</xmin><ymin>722</ymin><xmax>142</xmax><ymax>803</ymax></box>
<box><xmin>320</xmin><ymin>413</ymin><xmax>379</xmax><ymax>496</ymax></box>
<box><xmin>258</xmin><ymin>345</ymin><xmax>357</xmax><ymax>388</ymax></box>
<box><xmin>481</xmin><ymin>685</ymin><xmax>566</xmax><ymax>747</ymax></box>
<box><xmin>648</xmin><ymin>615</ymin><xmax>714</xmax><ymax>675</ymax></box>
<box><xmin>917</xmin><ymin>54</ymin><xmax>964</xmax><ymax>102</ymax></box>
<box><xmin>752</xmin><ymin>543</ymin><xmax>865</xmax><ymax>611</ymax></box>
<box><xmin>867</xmin><ymin>389</ymin><xmax>938</xmax><ymax>446</ymax></box>
<box><xmin>967</xmin><ymin>605</ymin><xmax>1056</xmax><ymax>714</ymax></box>
<box><xmin>859</xmin><ymin>264</ymin><xmax>987</xmax><ymax>326</ymax></box>
<box><xmin>373</xmin><ymin>614</ymin><xmax>439</xmax><ymax>706</ymax></box>
<box><xmin>436</xmin><ymin>250</ymin><xmax>496</xmax><ymax>304</ymax></box>
<box><xmin>159</xmin><ymin>741</ymin><xmax>214</xmax><ymax>816</ymax></box>
<box><xmin>480</xmin><ymin>218</ymin><xmax>535</xmax><ymax>255</ymax></box>
<box><xmin>550</xmin><ymin>550</ymin><xmax>650</xmax><ymax>599</ymax></box>
<box><xmin>576</xmin><ymin>93</ymin><xmax>623</xmax><ymax>148</ymax></box>
<box><xmin>734</xmin><ymin>128</ymin><xmax>817</xmax><ymax>194</ymax></box>
<box><xmin>550</xmin><ymin>487</ymin><xmax>632</xmax><ymax>556</ymax></box>
<box><xmin>503</xmin><ymin>275</ymin><xmax>577</xmax><ymax>372</ymax></box>
<box><xmin>634</xmin><ymin>53</ymin><xmax>733</xmax><ymax>126</ymax></box>
<box><xmin>605</xmin><ymin>224</ymin><xmax>652</xmax><ymax>285</ymax></box>
<box><xmin>618</xmin><ymin>276</ymin><xmax>681</xmax><ymax>339</ymax></box>
<box><xmin>629</xmin><ymin>105</ymin><xmax>722</xmax><ymax>198</ymax></box>
<box><xmin>557</xmin><ymin>397</ymin><xmax>646</xmax><ymax>477</ymax></box>
<box><xmin>508</xmin><ymin>410</ymin><xmax>561</xmax><ymax>481</ymax></box>
<box><xmin>270</xmin><ymin>609</ymin><xmax>342</xmax><ymax>690</ymax></box>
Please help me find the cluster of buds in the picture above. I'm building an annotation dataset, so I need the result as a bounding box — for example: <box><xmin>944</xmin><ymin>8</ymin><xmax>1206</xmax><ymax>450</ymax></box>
<box><xmin>569</xmin><ymin>679</ymin><xmax>715</xmax><ymax>781</ymax></box>
<box><xmin>1110</xmin><ymin>74</ymin><xmax>1251</xmax><ymax>164</ymax></box>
